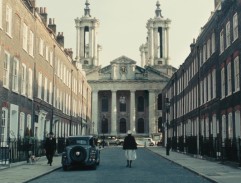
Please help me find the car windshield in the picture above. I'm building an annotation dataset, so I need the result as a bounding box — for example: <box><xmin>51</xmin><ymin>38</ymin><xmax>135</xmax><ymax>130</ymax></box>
<box><xmin>66</xmin><ymin>138</ymin><xmax>88</xmax><ymax>145</ymax></box>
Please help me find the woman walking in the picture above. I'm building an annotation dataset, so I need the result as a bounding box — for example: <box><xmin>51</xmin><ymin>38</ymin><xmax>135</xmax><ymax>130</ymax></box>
<box><xmin>123</xmin><ymin>130</ymin><xmax>137</xmax><ymax>168</ymax></box>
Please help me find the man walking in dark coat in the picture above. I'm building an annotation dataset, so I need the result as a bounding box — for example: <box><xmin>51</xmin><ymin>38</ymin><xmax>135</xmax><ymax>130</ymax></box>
<box><xmin>44</xmin><ymin>132</ymin><xmax>56</xmax><ymax>166</ymax></box>
<box><xmin>123</xmin><ymin>130</ymin><xmax>137</xmax><ymax>168</ymax></box>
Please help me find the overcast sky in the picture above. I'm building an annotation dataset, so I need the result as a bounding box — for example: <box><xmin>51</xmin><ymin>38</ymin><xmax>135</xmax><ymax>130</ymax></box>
<box><xmin>37</xmin><ymin>0</ymin><xmax>214</xmax><ymax>69</ymax></box>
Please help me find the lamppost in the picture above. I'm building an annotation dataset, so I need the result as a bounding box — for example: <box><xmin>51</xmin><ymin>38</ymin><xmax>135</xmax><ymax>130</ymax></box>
<box><xmin>165</xmin><ymin>97</ymin><xmax>170</xmax><ymax>155</ymax></box>
<box><xmin>92</xmin><ymin>121</ymin><xmax>95</xmax><ymax>134</ymax></box>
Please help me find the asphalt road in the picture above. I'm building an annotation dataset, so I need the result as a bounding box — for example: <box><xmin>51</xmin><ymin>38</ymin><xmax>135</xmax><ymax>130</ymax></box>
<box><xmin>28</xmin><ymin>147</ymin><xmax>212</xmax><ymax>183</ymax></box>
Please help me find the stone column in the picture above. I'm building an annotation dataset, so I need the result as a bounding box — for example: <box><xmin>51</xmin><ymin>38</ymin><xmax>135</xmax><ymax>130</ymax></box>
<box><xmin>153</xmin><ymin>27</ymin><xmax>158</xmax><ymax>60</ymax></box>
<box><xmin>130</xmin><ymin>90</ymin><xmax>136</xmax><ymax>133</ymax></box>
<box><xmin>92</xmin><ymin>90</ymin><xmax>98</xmax><ymax>135</ymax></box>
<box><xmin>75</xmin><ymin>23</ymin><xmax>80</xmax><ymax>60</ymax></box>
<box><xmin>148</xmin><ymin>90</ymin><xmax>156</xmax><ymax>135</ymax></box>
<box><xmin>93</xmin><ymin>25</ymin><xmax>98</xmax><ymax>65</ymax></box>
<box><xmin>166</xmin><ymin>27</ymin><xmax>170</xmax><ymax>65</ymax></box>
<box><xmin>89</xmin><ymin>27</ymin><xmax>93</xmax><ymax>59</ymax></box>
<box><xmin>111</xmin><ymin>90</ymin><xmax>117</xmax><ymax>135</ymax></box>
<box><xmin>148</xmin><ymin>24</ymin><xmax>154</xmax><ymax>65</ymax></box>
<box><xmin>80</xmin><ymin>27</ymin><xmax>85</xmax><ymax>59</ymax></box>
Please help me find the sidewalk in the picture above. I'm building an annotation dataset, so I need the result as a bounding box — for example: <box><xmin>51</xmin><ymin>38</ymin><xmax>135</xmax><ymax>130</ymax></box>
<box><xmin>0</xmin><ymin>147</ymin><xmax>241</xmax><ymax>183</ymax></box>
<box><xmin>147</xmin><ymin>146</ymin><xmax>241</xmax><ymax>183</ymax></box>
<box><xmin>0</xmin><ymin>155</ymin><xmax>62</xmax><ymax>183</ymax></box>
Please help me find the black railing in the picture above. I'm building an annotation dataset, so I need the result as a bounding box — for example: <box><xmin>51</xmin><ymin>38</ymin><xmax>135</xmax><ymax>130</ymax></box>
<box><xmin>170</xmin><ymin>136</ymin><xmax>241</xmax><ymax>165</ymax></box>
<box><xmin>0</xmin><ymin>138</ymin><xmax>45</xmax><ymax>165</ymax></box>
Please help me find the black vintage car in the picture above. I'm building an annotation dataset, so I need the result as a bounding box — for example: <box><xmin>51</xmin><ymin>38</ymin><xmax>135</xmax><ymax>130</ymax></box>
<box><xmin>61</xmin><ymin>135</ymin><xmax>100</xmax><ymax>171</ymax></box>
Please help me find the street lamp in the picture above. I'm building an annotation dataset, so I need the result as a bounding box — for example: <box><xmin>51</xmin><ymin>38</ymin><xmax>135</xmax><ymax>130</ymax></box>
<box><xmin>165</xmin><ymin>97</ymin><xmax>170</xmax><ymax>155</ymax></box>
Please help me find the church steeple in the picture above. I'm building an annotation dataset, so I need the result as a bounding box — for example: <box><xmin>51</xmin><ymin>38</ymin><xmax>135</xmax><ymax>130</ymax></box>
<box><xmin>140</xmin><ymin>1</ymin><xmax>171</xmax><ymax>67</ymax></box>
<box><xmin>84</xmin><ymin>0</ymin><xmax>91</xmax><ymax>17</ymax></box>
<box><xmin>75</xmin><ymin>0</ymin><xmax>101</xmax><ymax>71</ymax></box>
<box><xmin>155</xmin><ymin>1</ymin><xmax>162</xmax><ymax>18</ymax></box>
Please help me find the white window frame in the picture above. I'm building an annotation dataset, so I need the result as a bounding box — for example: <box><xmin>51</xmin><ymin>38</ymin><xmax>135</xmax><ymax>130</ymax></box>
<box><xmin>27</xmin><ymin>114</ymin><xmax>31</xmax><ymax>133</ymax></box>
<box><xmin>3</xmin><ymin>51</ymin><xmax>10</xmax><ymax>88</ymax></box>
<box><xmin>234</xmin><ymin>56</ymin><xmax>240</xmax><ymax>92</ymax></box>
<box><xmin>21</xmin><ymin>64</ymin><xmax>27</xmax><ymax>96</ymax></box>
<box><xmin>19</xmin><ymin>112</ymin><xmax>25</xmax><ymax>138</ymax></box>
<box><xmin>227</xmin><ymin>62</ymin><xmax>232</xmax><ymax>95</ymax></box>
<box><xmin>226</xmin><ymin>21</ymin><xmax>231</xmax><ymax>48</ymax></box>
<box><xmin>220</xmin><ymin>29</ymin><xmax>224</xmax><ymax>54</ymax></box>
<box><xmin>28</xmin><ymin>68</ymin><xmax>33</xmax><ymax>99</ymax></box>
<box><xmin>45</xmin><ymin>46</ymin><xmax>49</xmax><ymax>61</ymax></box>
<box><xmin>23</xmin><ymin>23</ymin><xmax>28</xmax><ymax>51</ymax></box>
<box><xmin>29</xmin><ymin>30</ymin><xmax>34</xmax><ymax>57</ymax></box>
<box><xmin>12</xmin><ymin>58</ymin><xmax>19</xmax><ymax>92</ymax></box>
<box><xmin>233</xmin><ymin>13</ymin><xmax>238</xmax><ymax>41</ymax></box>
<box><xmin>235</xmin><ymin>110</ymin><xmax>241</xmax><ymax>138</ymax></box>
<box><xmin>203</xmin><ymin>44</ymin><xmax>206</xmax><ymax>63</ymax></box>
<box><xmin>212</xmin><ymin>69</ymin><xmax>216</xmax><ymax>98</ymax></box>
<box><xmin>39</xmin><ymin>38</ymin><xmax>44</xmax><ymax>56</ymax></box>
<box><xmin>44</xmin><ymin>77</ymin><xmax>48</xmax><ymax>102</ymax></box>
<box><xmin>204</xmin><ymin>77</ymin><xmax>207</xmax><ymax>103</ymax></box>
<box><xmin>49</xmin><ymin>82</ymin><xmax>52</xmax><ymax>104</ymax></box>
<box><xmin>50</xmin><ymin>51</ymin><xmax>53</xmax><ymax>66</ymax></box>
<box><xmin>221</xmin><ymin>67</ymin><xmax>225</xmax><ymax>98</ymax></box>
<box><xmin>207</xmin><ymin>39</ymin><xmax>211</xmax><ymax>59</ymax></box>
<box><xmin>1</xmin><ymin>107</ymin><xmax>8</xmax><ymax>146</ymax></box>
<box><xmin>222</xmin><ymin>114</ymin><xmax>226</xmax><ymax>141</ymax></box>
<box><xmin>228</xmin><ymin>112</ymin><xmax>233</xmax><ymax>139</ymax></box>
<box><xmin>212</xmin><ymin>114</ymin><xmax>217</xmax><ymax>137</ymax></box>
<box><xmin>211</xmin><ymin>32</ymin><xmax>215</xmax><ymax>54</ymax></box>
<box><xmin>208</xmin><ymin>73</ymin><xmax>211</xmax><ymax>101</ymax></box>
<box><xmin>38</xmin><ymin>72</ymin><xmax>42</xmax><ymax>99</ymax></box>
<box><xmin>6</xmin><ymin>5</ymin><xmax>12</xmax><ymax>37</ymax></box>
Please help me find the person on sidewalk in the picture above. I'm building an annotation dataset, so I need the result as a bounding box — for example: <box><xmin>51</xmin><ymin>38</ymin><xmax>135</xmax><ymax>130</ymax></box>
<box><xmin>44</xmin><ymin>132</ymin><xmax>56</xmax><ymax>166</ymax></box>
<box><xmin>123</xmin><ymin>130</ymin><xmax>137</xmax><ymax>168</ymax></box>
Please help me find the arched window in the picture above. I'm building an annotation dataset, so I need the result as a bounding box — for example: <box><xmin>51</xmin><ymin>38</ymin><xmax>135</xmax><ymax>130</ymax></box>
<box><xmin>119</xmin><ymin>118</ymin><xmax>126</xmax><ymax>133</ymax></box>
<box><xmin>137</xmin><ymin>118</ymin><xmax>144</xmax><ymax>133</ymax></box>
<box><xmin>101</xmin><ymin>117</ymin><xmax>108</xmax><ymax>134</ymax></box>
<box><xmin>101</xmin><ymin>96</ymin><xmax>108</xmax><ymax>112</ymax></box>
<box><xmin>138</xmin><ymin>96</ymin><xmax>144</xmax><ymax>112</ymax></box>
<box><xmin>157</xmin><ymin>94</ymin><xmax>162</xmax><ymax>110</ymax></box>
<box><xmin>119</xmin><ymin>96</ymin><xmax>126</xmax><ymax>112</ymax></box>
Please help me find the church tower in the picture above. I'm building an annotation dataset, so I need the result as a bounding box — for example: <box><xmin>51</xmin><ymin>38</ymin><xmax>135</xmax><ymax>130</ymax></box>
<box><xmin>140</xmin><ymin>1</ymin><xmax>171</xmax><ymax>67</ymax></box>
<box><xmin>75</xmin><ymin>0</ymin><xmax>101</xmax><ymax>70</ymax></box>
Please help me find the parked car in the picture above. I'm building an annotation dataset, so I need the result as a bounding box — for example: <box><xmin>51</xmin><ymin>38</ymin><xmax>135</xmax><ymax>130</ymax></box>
<box><xmin>136</xmin><ymin>138</ymin><xmax>155</xmax><ymax>147</ymax></box>
<box><xmin>61</xmin><ymin>135</ymin><xmax>100</xmax><ymax>171</ymax></box>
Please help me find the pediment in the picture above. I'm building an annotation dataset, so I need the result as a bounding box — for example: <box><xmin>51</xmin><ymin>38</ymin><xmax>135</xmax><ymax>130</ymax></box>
<box><xmin>110</xmin><ymin>55</ymin><xmax>136</xmax><ymax>65</ymax></box>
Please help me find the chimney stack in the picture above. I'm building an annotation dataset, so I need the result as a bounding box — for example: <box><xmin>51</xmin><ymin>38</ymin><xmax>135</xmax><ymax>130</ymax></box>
<box><xmin>214</xmin><ymin>0</ymin><xmax>222</xmax><ymax>9</ymax></box>
<box><xmin>40</xmin><ymin>7</ymin><xmax>48</xmax><ymax>26</ymax></box>
<box><xmin>65</xmin><ymin>48</ymin><xmax>73</xmax><ymax>59</ymax></box>
<box><xmin>48</xmin><ymin>18</ymin><xmax>56</xmax><ymax>35</ymax></box>
<box><xmin>190</xmin><ymin>38</ymin><xmax>196</xmax><ymax>52</ymax></box>
<box><xmin>56</xmin><ymin>32</ymin><xmax>64</xmax><ymax>47</ymax></box>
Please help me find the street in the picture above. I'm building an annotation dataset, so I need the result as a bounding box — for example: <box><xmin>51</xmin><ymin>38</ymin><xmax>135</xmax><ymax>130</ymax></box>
<box><xmin>27</xmin><ymin>147</ymin><xmax>211</xmax><ymax>183</ymax></box>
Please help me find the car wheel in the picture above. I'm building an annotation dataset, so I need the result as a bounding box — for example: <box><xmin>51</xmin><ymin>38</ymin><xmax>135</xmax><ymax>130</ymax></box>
<box><xmin>70</xmin><ymin>146</ymin><xmax>87</xmax><ymax>162</ymax></box>
<box><xmin>91</xmin><ymin>163</ymin><xmax>97</xmax><ymax>170</ymax></box>
<box><xmin>63</xmin><ymin>165</ymin><xmax>68</xmax><ymax>171</ymax></box>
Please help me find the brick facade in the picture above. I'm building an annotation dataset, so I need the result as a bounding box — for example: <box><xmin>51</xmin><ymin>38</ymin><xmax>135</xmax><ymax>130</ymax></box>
<box><xmin>0</xmin><ymin>0</ymin><xmax>92</xmax><ymax>143</ymax></box>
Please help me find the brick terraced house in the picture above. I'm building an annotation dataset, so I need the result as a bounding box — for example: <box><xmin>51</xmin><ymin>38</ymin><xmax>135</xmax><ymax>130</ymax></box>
<box><xmin>162</xmin><ymin>0</ymin><xmax>241</xmax><ymax>164</ymax></box>
<box><xmin>0</xmin><ymin>0</ymin><xmax>92</xmax><ymax>162</ymax></box>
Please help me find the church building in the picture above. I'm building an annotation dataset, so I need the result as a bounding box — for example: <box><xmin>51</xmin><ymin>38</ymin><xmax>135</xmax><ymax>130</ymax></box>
<box><xmin>75</xmin><ymin>1</ymin><xmax>176</xmax><ymax>137</ymax></box>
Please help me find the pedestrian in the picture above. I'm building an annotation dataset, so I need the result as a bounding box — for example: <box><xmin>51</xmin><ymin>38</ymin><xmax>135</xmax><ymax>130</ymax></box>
<box><xmin>123</xmin><ymin>130</ymin><xmax>137</xmax><ymax>168</ymax></box>
<box><xmin>44</xmin><ymin>132</ymin><xmax>56</xmax><ymax>166</ymax></box>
